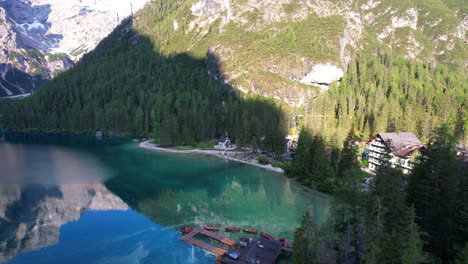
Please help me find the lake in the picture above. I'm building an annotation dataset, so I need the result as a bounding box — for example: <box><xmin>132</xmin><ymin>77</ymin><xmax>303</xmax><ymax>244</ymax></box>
<box><xmin>0</xmin><ymin>134</ymin><xmax>329</xmax><ymax>264</ymax></box>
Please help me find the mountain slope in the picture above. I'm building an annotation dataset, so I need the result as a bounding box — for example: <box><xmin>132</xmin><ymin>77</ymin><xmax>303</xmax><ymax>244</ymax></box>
<box><xmin>0</xmin><ymin>0</ymin><xmax>150</xmax><ymax>97</ymax></box>
<box><xmin>1</xmin><ymin>0</ymin><xmax>466</xmax><ymax>144</ymax></box>
<box><xmin>130</xmin><ymin>0</ymin><xmax>466</xmax><ymax>104</ymax></box>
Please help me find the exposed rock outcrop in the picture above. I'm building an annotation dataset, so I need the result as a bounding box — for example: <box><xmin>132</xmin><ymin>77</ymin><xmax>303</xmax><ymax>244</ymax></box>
<box><xmin>0</xmin><ymin>0</ymin><xmax>150</xmax><ymax>97</ymax></box>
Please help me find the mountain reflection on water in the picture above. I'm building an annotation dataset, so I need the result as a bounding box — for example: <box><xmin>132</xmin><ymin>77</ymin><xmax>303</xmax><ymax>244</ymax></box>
<box><xmin>0</xmin><ymin>134</ymin><xmax>328</xmax><ymax>264</ymax></box>
<box><xmin>0</xmin><ymin>183</ymin><xmax>128</xmax><ymax>262</ymax></box>
<box><xmin>0</xmin><ymin>140</ymin><xmax>128</xmax><ymax>262</ymax></box>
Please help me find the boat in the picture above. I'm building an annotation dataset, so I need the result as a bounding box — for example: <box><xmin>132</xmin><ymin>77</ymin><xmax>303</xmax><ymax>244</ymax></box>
<box><xmin>180</xmin><ymin>226</ymin><xmax>193</xmax><ymax>235</ymax></box>
<box><xmin>260</xmin><ymin>232</ymin><xmax>273</xmax><ymax>240</ymax></box>
<box><xmin>225</xmin><ymin>227</ymin><xmax>241</xmax><ymax>232</ymax></box>
<box><xmin>243</xmin><ymin>228</ymin><xmax>258</xmax><ymax>234</ymax></box>
<box><xmin>228</xmin><ymin>252</ymin><xmax>240</xmax><ymax>260</ymax></box>
<box><xmin>204</xmin><ymin>226</ymin><xmax>220</xmax><ymax>231</ymax></box>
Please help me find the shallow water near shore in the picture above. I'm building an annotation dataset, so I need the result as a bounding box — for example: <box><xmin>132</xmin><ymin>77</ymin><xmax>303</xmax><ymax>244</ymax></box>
<box><xmin>0</xmin><ymin>134</ymin><xmax>330</xmax><ymax>264</ymax></box>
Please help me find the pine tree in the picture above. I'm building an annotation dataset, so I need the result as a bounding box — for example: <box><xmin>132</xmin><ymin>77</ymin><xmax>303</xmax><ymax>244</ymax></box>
<box><xmin>293</xmin><ymin>211</ymin><xmax>318</xmax><ymax>264</ymax></box>
<box><xmin>338</xmin><ymin>129</ymin><xmax>359</xmax><ymax>178</ymax></box>
<box><xmin>455</xmin><ymin>244</ymin><xmax>468</xmax><ymax>264</ymax></box>
<box><xmin>364</xmin><ymin>197</ymin><xmax>384</xmax><ymax>264</ymax></box>
<box><xmin>452</xmin><ymin>161</ymin><xmax>468</xmax><ymax>256</ymax></box>
<box><xmin>401</xmin><ymin>206</ymin><xmax>427</xmax><ymax>264</ymax></box>
<box><xmin>367</xmin><ymin>150</ymin><xmax>427</xmax><ymax>263</ymax></box>
<box><xmin>291</xmin><ymin>128</ymin><xmax>313</xmax><ymax>182</ymax></box>
<box><xmin>407</xmin><ymin>125</ymin><xmax>458</xmax><ymax>260</ymax></box>
<box><xmin>309</xmin><ymin>135</ymin><xmax>328</xmax><ymax>181</ymax></box>
<box><xmin>366</xmin><ymin>150</ymin><xmax>399</xmax><ymax>263</ymax></box>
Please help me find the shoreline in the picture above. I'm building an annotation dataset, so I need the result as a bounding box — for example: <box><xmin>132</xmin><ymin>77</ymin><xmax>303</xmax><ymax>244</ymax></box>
<box><xmin>138</xmin><ymin>140</ymin><xmax>284</xmax><ymax>174</ymax></box>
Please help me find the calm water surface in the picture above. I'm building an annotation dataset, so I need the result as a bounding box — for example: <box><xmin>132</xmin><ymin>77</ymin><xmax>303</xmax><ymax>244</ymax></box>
<box><xmin>0</xmin><ymin>135</ymin><xmax>329</xmax><ymax>264</ymax></box>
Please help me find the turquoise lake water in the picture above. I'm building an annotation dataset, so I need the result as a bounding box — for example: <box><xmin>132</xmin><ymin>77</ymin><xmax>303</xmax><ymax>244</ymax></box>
<box><xmin>0</xmin><ymin>135</ymin><xmax>329</xmax><ymax>263</ymax></box>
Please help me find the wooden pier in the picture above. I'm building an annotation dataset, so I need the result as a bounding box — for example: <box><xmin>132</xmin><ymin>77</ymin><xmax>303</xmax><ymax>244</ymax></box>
<box><xmin>180</xmin><ymin>228</ymin><xmax>236</xmax><ymax>255</ymax></box>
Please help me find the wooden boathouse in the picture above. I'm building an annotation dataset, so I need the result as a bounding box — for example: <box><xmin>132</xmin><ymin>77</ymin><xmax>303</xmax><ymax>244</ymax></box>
<box><xmin>180</xmin><ymin>227</ymin><xmax>294</xmax><ymax>264</ymax></box>
<box><xmin>180</xmin><ymin>228</ymin><xmax>236</xmax><ymax>255</ymax></box>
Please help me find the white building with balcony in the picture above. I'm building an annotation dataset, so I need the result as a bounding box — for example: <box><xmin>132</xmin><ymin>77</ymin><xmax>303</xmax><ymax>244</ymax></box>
<box><xmin>367</xmin><ymin>132</ymin><xmax>425</xmax><ymax>174</ymax></box>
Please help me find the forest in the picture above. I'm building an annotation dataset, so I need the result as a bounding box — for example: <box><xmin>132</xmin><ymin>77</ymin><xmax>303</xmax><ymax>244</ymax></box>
<box><xmin>289</xmin><ymin>52</ymin><xmax>467</xmax><ymax>261</ymax></box>
<box><xmin>1</xmin><ymin>23</ymin><xmax>286</xmax><ymax>154</ymax></box>
<box><xmin>292</xmin><ymin>126</ymin><xmax>467</xmax><ymax>264</ymax></box>
<box><xmin>302</xmin><ymin>50</ymin><xmax>467</xmax><ymax>145</ymax></box>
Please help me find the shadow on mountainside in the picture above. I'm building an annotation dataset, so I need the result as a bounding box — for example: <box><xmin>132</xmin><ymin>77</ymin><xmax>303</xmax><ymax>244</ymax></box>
<box><xmin>3</xmin><ymin>18</ymin><xmax>287</xmax><ymax>151</ymax></box>
<box><xmin>0</xmin><ymin>64</ymin><xmax>46</xmax><ymax>97</ymax></box>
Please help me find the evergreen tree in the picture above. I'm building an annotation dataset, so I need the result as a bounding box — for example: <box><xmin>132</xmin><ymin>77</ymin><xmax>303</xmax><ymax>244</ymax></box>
<box><xmin>290</xmin><ymin>128</ymin><xmax>332</xmax><ymax>190</ymax></box>
<box><xmin>455</xmin><ymin>244</ymin><xmax>468</xmax><ymax>264</ymax></box>
<box><xmin>452</xmin><ymin>161</ymin><xmax>468</xmax><ymax>256</ymax></box>
<box><xmin>338</xmin><ymin>129</ymin><xmax>359</xmax><ymax>178</ymax></box>
<box><xmin>293</xmin><ymin>211</ymin><xmax>318</xmax><ymax>264</ymax></box>
<box><xmin>407</xmin><ymin>125</ymin><xmax>458</xmax><ymax>261</ymax></box>
<box><xmin>401</xmin><ymin>206</ymin><xmax>427</xmax><ymax>264</ymax></box>
<box><xmin>364</xmin><ymin>197</ymin><xmax>384</xmax><ymax>264</ymax></box>
<box><xmin>366</xmin><ymin>150</ymin><xmax>426</xmax><ymax>263</ymax></box>
<box><xmin>333</xmin><ymin>167</ymin><xmax>368</xmax><ymax>264</ymax></box>
<box><xmin>291</xmin><ymin>128</ymin><xmax>311</xmax><ymax>180</ymax></box>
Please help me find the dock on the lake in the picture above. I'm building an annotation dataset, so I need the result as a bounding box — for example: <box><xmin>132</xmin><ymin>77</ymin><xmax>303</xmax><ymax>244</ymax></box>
<box><xmin>180</xmin><ymin>228</ymin><xmax>236</xmax><ymax>255</ymax></box>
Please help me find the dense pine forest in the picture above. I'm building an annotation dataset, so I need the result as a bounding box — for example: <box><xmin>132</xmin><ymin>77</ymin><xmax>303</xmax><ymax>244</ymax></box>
<box><xmin>302</xmin><ymin>50</ymin><xmax>467</xmax><ymax>144</ymax></box>
<box><xmin>1</xmin><ymin>22</ymin><xmax>286</xmax><ymax>153</ymax></box>
<box><xmin>287</xmin><ymin>49</ymin><xmax>467</xmax><ymax>263</ymax></box>
<box><xmin>292</xmin><ymin>126</ymin><xmax>468</xmax><ymax>264</ymax></box>
<box><xmin>288</xmin><ymin>54</ymin><xmax>467</xmax><ymax>190</ymax></box>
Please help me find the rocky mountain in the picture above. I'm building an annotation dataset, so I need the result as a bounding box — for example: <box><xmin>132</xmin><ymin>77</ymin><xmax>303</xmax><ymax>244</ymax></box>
<box><xmin>136</xmin><ymin>0</ymin><xmax>466</xmax><ymax>105</ymax></box>
<box><xmin>0</xmin><ymin>0</ymin><xmax>150</xmax><ymax>97</ymax></box>
<box><xmin>1</xmin><ymin>0</ymin><xmax>466</xmax><ymax>100</ymax></box>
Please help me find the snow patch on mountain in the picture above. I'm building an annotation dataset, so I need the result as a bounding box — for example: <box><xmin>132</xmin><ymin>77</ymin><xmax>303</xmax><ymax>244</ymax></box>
<box><xmin>299</xmin><ymin>64</ymin><xmax>344</xmax><ymax>86</ymax></box>
<box><xmin>23</xmin><ymin>0</ymin><xmax>151</xmax><ymax>57</ymax></box>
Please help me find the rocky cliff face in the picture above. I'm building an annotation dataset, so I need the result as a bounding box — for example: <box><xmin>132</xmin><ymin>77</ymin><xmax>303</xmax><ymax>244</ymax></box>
<box><xmin>153</xmin><ymin>0</ymin><xmax>466</xmax><ymax>105</ymax></box>
<box><xmin>0</xmin><ymin>183</ymin><xmax>128</xmax><ymax>262</ymax></box>
<box><xmin>187</xmin><ymin>0</ymin><xmax>466</xmax><ymax>61</ymax></box>
<box><xmin>0</xmin><ymin>0</ymin><xmax>150</xmax><ymax>97</ymax></box>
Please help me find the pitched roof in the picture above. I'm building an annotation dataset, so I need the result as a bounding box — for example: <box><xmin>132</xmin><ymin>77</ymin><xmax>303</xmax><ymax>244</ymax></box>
<box><xmin>377</xmin><ymin>132</ymin><xmax>424</xmax><ymax>158</ymax></box>
<box><xmin>218</xmin><ymin>136</ymin><xmax>229</xmax><ymax>143</ymax></box>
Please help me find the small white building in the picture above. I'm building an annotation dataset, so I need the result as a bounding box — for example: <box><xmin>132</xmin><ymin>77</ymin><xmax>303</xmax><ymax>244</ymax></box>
<box><xmin>368</xmin><ymin>132</ymin><xmax>425</xmax><ymax>174</ymax></box>
<box><xmin>285</xmin><ymin>135</ymin><xmax>298</xmax><ymax>153</ymax></box>
<box><xmin>217</xmin><ymin>136</ymin><xmax>231</xmax><ymax>149</ymax></box>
